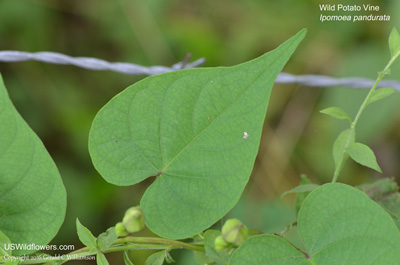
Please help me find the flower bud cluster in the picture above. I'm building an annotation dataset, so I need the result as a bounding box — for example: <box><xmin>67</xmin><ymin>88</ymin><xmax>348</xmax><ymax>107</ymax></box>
<box><xmin>115</xmin><ymin>206</ymin><xmax>145</xmax><ymax>237</ymax></box>
<box><xmin>214</xmin><ymin>218</ymin><xmax>249</xmax><ymax>252</ymax></box>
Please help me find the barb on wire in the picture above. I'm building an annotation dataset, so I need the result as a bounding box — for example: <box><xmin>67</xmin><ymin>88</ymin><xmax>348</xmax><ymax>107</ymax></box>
<box><xmin>0</xmin><ymin>50</ymin><xmax>400</xmax><ymax>91</ymax></box>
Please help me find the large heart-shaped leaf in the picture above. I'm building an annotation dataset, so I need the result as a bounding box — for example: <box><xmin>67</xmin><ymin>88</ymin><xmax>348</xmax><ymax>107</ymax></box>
<box><xmin>0</xmin><ymin>75</ymin><xmax>66</xmax><ymax>255</ymax></box>
<box><xmin>229</xmin><ymin>183</ymin><xmax>400</xmax><ymax>264</ymax></box>
<box><xmin>89</xmin><ymin>29</ymin><xmax>306</xmax><ymax>239</ymax></box>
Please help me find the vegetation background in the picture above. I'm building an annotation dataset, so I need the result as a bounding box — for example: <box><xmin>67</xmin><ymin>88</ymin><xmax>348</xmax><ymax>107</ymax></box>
<box><xmin>0</xmin><ymin>0</ymin><xmax>399</xmax><ymax>264</ymax></box>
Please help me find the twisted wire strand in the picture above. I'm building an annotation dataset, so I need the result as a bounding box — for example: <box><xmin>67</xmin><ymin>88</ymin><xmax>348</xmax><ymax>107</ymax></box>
<box><xmin>276</xmin><ymin>72</ymin><xmax>400</xmax><ymax>91</ymax></box>
<box><xmin>1</xmin><ymin>50</ymin><xmax>399</xmax><ymax>91</ymax></box>
<box><xmin>0</xmin><ymin>51</ymin><xmax>206</xmax><ymax>75</ymax></box>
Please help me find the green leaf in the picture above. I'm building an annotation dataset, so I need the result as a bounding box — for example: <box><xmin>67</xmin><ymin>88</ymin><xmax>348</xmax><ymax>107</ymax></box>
<box><xmin>295</xmin><ymin>175</ymin><xmax>312</xmax><ymax>216</ymax></box>
<box><xmin>229</xmin><ymin>235</ymin><xmax>309</xmax><ymax>265</ymax></box>
<box><xmin>229</xmin><ymin>183</ymin><xmax>400</xmax><ymax>264</ymax></box>
<box><xmin>193</xmin><ymin>250</ymin><xmax>213</xmax><ymax>265</ymax></box>
<box><xmin>299</xmin><ymin>183</ymin><xmax>400</xmax><ymax>263</ymax></box>
<box><xmin>97</xmin><ymin>227</ymin><xmax>118</xmax><ymax>251</ymax></box>
<box><xmin>389</xmin><ymin>27</ymin><xmax>400</xmax><ymax>58</ymax></box>
<box><xmin>381</xmin><ymin>192</ymin><xmax>400</xmax><ymax>221</ymax></box>
<box><xmin>320</xmin><ymin>107</ymin><xmax>352</xmax><ymax>123</ymax></box>
<box><xmin>96</xmin><ymin>252</ymin><xmax>109</xmax><ymax>265</ymax></box>
<box><xmin>123</xmin><ymin>251</ymin><xmax>134</xmax><ymax>265</ymax></box>
<box><xmin>89</xmin><ymin>29</ymin><xmax>306</xmax><ymax>239</ymax></box>
<box><xmin>332</xmin><ymin>128</ymin><xmax>354</xmax><ymax>171</ymax></box>
<box><xmin>203</xmin><ymin>230</ymin><xmax>230</xmax><ymax>264</ymax></box>
<box><xmin>0</xmin><ymin>74</ymin><xmax>66</xmax><ymax>255</ymax></box>
<box><xmin>280</xmin><ymin>184</ymin><xmax>319</xmax><ymax>199</ymax></box>
<box><xmin>368</xmin><ymin>88</ymin><xmax>397</xmax><ymax>105</ymax></box>
<box><xmin>144</xmin><ymin>251</ymin><xmax>165</xmax><ymax>265</ymax></box>
<box><xmin>357</xmin><ymin>178</ymin><xmax>398</xmax><ymax>196</ymax></box>
<box><xmin>76</xmin><ymin>219</ymin><xmax>97</xmax><ymax>249</ymax></box>
<box><xmin>357</xmin><ymin>178</ymin><xmax>400</xmax><ymax>220</ymax></box>
<box><xmin>3</xmin><ymin>260</ymin><xmax>19</xmax><ymax>265</ymax></box>
<box><xmin>347</xmin><ymin>142</ymin><xmax>382</xmax><ymax>173</ymax></box>
<box><xmin>0</xmin><ymin>230</ymin><xmax>12</xmax><ymax>256</ymax></box>
<box><xmin>165</xmin><ymin>252</ymin><xmax>175</xmax><ymax>263</ymax></box>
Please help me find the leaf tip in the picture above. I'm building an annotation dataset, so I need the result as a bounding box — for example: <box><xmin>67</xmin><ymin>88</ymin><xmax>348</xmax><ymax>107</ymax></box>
<box><xmin>389</xmin><ymin>27</ymin><xmax>400</xmax><ymax>58</ymax></box>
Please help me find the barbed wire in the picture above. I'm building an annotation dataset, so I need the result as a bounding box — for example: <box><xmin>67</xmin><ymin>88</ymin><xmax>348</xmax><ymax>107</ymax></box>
<box><xmin>276</xmin><ymin>72</ymin><xmax>400</xmax><ymax>91</ymax></box>
<box><xmin>0</xmin><ymin>50</ymin><xmax>399</xmax><ymax>91</ymax></box>
<box><xmin>0</xmin><ymin>51</ymin><xmax>205</xmax><ymax>75</ymax></box>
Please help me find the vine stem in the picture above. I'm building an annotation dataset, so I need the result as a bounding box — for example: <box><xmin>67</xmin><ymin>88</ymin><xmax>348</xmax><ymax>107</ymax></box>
<box><xmin>113</xmin><ymin>237</ymin><xmax>204</xmax><ymax>252</ymax></box>
<box><xmin>2</xmin><ymin>237</ymin><xmax>204</xmax><ymax>265</ymax></box>
<box><xmin>331</xmin><ymin>50</ymin><xmax>400</xmax><ymax>183</ymax></box>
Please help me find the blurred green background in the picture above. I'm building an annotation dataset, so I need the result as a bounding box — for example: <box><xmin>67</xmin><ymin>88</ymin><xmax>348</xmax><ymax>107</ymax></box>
<box><xmin>0</xmin><ymin>0</ymin><xmax>399</xmax><ymax>264</ymax></box>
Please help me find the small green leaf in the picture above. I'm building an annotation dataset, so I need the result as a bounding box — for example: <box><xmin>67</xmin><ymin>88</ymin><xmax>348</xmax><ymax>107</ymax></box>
<box><xmin>193</xmin><ymin>251</ymin><xmax>213</xmax><ymax>265</ymax></box>
<box><xmin>380</xmin><ymin>192</ymin><xmax>400</xmax><ymax>221</ymax></box>
<box><xmin>389</xmin><ymin>27</ymin><xmax>400</xmax><ymax>58</ymax></box>
<box><xmin>229</xmin><ymin>184</ymin><xmax>400</xmax><ymax>264</ymax></box>
<box><xmin>295</xmin><ymin>175</ymin><xmax>312</xmax><ymax>216</ymax></box>
<box><xmin>203</xmin><ymin>230</ymin><xmax>230</xmax><ymax>264</ymax></box>
<box><xmin>332</xmin><ymin>129</ymin><xmax>355</xmax><ymax>170</ymax></box>
<box><xmin>368</xmin><ymin>88</ymin><xmax>397</xmax><ymax>105</ymax></box>
<box><xmin>320</xmin><ymin>107</ymin><xmax>352</xmax><ymax>123</ymax></box>
<box><xmin>280</xmin><ymin>184</ymin><xmax>320</xmax><ymax>199</ymax></box>
<box><xmin>357</xmin><ymin>178</ymin><xmax>400</xmax><ymax>220</ymax></box>
<box><xmin>96</xmin><ymin>252</ymin><xmax>109</xmax><ymax>265</ymax></box>
<box><xmin>357</xmin><ymin>178</ymin><xmax>398</xmax><ymax>196</ymax></box>
<box><xmin>123</xmin><ymin>251</ymin><xmax>134</xmax><ymax>265</ymax></box>
<box><xmin>144</xmin><ymin>251</ymin><xmax>165</xmax><ymax>265</ymax></box>
<box><xmin>89</xmin><ymin>29</ymin><xmax>306</xmax><ymax>239</ymax></box>
<box><xmin>165</xmin><ymin>252</ymin><xmax>175</xmax><ymax>263</ymax></box>
<box><xmin>0</xmin><ymin>74</ymin><xmax>66</xmax><ymax>255</ymax></box>
<box><xmin>76</xmin><ymin>219</ymin><xmax>97</xmax><ymax>249</ymax></box>
<box><xmin>347</xmin><ymin>142</ymin><xmax>382</xmax><ymax>173</ymax></box>
<box><xmin>97</xmin><ymin>227</ymin><xmax>118</xmax><ymax>252</ymax></box>
<box><xmin>4</xmin><ymin>260</ymin><xmax>20</xmax><ymax>265</ymax></box>
<box><xmin>0</xmin><ymin>230</ymin><xmax>12</xmax><ymax>256</ymax></box>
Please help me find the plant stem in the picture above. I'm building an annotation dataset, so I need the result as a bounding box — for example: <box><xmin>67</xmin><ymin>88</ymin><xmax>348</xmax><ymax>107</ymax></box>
<box><xmin>331</xmin><ymin>50</ymin><xmax>400</xmax><ymax>183</ymax></box>
<box><xmin>104</xmin><ymin>244</ymin><xmax>173</xmax><ymax>253</ymax></box>
<box><xmin>114</xmin><ymin>237</ymin><xmax>204</xmax><ymax>252</ymax></box>
<box><xmin>5</xmin><ymin>237</ymin><xmax>204</xmax><ymax>264</ymax></box>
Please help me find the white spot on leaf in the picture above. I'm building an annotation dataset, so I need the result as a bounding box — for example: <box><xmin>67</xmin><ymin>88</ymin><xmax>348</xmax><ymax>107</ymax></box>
<box><xmin>243</xmin><ymin>132</ymin><xmax>249</xmax><ymax>139</ymax></box>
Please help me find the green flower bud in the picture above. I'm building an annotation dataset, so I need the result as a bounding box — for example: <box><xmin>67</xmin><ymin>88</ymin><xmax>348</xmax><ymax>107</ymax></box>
<box><xmin>221</xmin><ymin>218</ymin><xmax>248</xmax><ymax>246</ymax></box>
<box><xmin>115</xmin><ymin>222</ymin><xmax>129</xmax><ymax>237</ymax></box>
<box><xmin>122</xmin><ymin>206</ymin><xmax>145</xmax><ymax>233</ymax></box>
<box><xmin>214</xmin><ymin>235</ymin><xmax>229</xmax><ymax>252</ymax></box>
